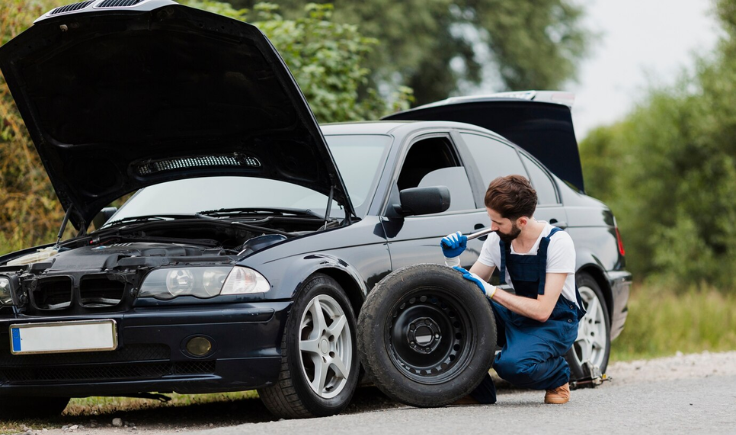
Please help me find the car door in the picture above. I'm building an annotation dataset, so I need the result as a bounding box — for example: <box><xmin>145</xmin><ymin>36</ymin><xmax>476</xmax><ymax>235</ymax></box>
<box><xmin>381</xmin><ymin>132</ymin><xmax>487</xmax><ymax>271</ymax></box>
<box><xmin>457</xmin><ymin>131</ymin><xmax>568</xmax><ymax>229</ymax></box>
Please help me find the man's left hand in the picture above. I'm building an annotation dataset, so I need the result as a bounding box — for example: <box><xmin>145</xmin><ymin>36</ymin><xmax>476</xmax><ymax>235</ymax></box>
<box><xmin>453</xmin><ymin>266</ymin><xmax>496</xmax><ymax>299</ymax></box>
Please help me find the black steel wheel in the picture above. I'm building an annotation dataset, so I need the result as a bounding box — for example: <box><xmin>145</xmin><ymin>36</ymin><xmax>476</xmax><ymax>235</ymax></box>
<box><xmin>358</xmin><ymin>264</ymin><xmax>496</xmax><ymax>407</ymax></box>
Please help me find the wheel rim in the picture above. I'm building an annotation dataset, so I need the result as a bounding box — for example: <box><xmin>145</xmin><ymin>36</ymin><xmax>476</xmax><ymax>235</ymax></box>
<box><xmin>572</xmin><ymin>286</ymin><xmax>608</xmax><ymax>368</ymax></box>
<box><xmin>298</xmin><ymin>294</ymin><xmax>352</xmax><ymax>399</ymax></box>
<box><xmin>385</xmin><ymin>288</ymin><xmax>474</xmax><ymax>384</ymax></box>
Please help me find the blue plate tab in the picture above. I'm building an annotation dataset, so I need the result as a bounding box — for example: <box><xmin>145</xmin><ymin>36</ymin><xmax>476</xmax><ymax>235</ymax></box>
<box><xmin>11</xmin><ymin>327</ymin><xmax>21</xmax><ymax>352</ymax></box>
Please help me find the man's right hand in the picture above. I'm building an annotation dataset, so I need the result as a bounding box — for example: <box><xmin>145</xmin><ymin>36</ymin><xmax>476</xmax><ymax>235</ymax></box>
<box><xmin>440</xmin><ymin>231</ymin><xmax>467</xmax><ymax>258</ymax></box>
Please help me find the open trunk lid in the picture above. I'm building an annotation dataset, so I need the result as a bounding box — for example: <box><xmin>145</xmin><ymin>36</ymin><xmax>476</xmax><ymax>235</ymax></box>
<box><xmin>383</xmin><ymin>92</ymin><xmax>585</xmax><ymax>192</ymax></box>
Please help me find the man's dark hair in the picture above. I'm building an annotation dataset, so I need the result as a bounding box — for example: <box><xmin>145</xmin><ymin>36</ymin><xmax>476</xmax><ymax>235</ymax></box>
<box><xmin>484</xmin><ymin>175</ymin><xmax>537</xmax><ymax>220</ymax></box>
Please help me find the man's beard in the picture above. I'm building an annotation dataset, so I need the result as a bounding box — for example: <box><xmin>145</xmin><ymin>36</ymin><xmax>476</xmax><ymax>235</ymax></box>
<box><xmin>497</xmin><ymin>223</ymin><xmax>521</xmax><ymax>245</ymax></box>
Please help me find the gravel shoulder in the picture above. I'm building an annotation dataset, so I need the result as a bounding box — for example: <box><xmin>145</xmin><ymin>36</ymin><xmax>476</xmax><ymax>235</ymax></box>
<box><xmin>18</xmin><ymin>351</ymin><xmax>736</xmax><ymax>435</ymax></box>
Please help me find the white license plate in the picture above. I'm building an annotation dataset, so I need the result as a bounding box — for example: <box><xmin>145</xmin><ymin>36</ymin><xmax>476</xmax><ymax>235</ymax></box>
<box><xmin>10</xmin><ymin>320</ymin><xmax>118</xmax><ymax>355</ymax></box>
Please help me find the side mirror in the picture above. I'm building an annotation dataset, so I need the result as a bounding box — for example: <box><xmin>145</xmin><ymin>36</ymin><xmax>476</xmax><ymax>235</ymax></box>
<box><xmin>92</xmin><ymin>207</ymin><xmax>118</xmax><ymax>230</ymax></box>
<box><xmin>394</xmin><ymin>186</ymin><xmax>451</xmax><ymax>216</ymax></box>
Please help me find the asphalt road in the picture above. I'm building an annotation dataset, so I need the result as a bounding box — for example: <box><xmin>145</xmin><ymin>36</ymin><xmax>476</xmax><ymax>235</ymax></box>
<box><xmin>190</xmin><ymin>375</ymin><xmax>736</xmax><ymax>435</ymax></box>
<box><xmin>32</xmin><ymin>353</ymin><xmax>736</xmax><ymax>435</ymax></box>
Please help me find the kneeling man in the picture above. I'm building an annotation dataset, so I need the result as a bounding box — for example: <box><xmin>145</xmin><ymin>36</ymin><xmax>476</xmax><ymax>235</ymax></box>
<box><xmin>441</xmin><ymin>175</ymin><xmax>585</xmax><ymax>404</ymax></box>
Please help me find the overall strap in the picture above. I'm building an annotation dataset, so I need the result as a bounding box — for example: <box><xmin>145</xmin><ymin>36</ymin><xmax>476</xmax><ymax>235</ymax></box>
<box><xmin>535</xmin><ymin>226</ymin><xmax>562</xmax><ymax>295</ymax></box>
<box><xmin>498</xmin><ymin>239</ymin><xmax>510</xmax><ymax>285</ymax></box>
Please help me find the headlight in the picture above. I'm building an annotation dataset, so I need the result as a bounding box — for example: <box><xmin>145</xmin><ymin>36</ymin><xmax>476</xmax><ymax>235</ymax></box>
<box><xmin>0</xmin><ymin>277</ymin><xmax>12</xmax><ymax>305</ymax></box>
<box><xmin>139</xmin><ymin>266</ymin><xmax>270</xmax><ymax>300</ymax></box>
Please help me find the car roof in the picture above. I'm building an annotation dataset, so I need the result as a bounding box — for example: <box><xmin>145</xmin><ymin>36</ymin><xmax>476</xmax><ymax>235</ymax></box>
<box><xmin>320</xmin><ymin>120</ymin><xmax>507</xmax><ymax>139</ymax></box>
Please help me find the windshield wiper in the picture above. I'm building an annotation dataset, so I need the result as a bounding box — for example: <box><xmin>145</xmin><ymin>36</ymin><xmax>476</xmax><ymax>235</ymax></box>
<box><xmin>196</xmin><ymin>208</ymin><xmax>323</xmax><ymax>219</ymax></box>
<box><xmin>104</xmin><ymin>214</ymin><xmax>198</xmax><ymax>228</ymax></box>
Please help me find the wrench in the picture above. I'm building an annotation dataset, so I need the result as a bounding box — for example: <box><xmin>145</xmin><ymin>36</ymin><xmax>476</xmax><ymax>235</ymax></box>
<box><xmin>465</xmin><ymin>227</ymin><xmax>496</xmax><ymax>241</ymax></box>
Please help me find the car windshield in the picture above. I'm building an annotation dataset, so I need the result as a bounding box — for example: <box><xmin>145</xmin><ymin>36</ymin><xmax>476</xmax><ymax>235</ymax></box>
<box><xmin>105</xmin><ymin>134</ymin><xmax>391</xmax><ymax>225</ymax></box>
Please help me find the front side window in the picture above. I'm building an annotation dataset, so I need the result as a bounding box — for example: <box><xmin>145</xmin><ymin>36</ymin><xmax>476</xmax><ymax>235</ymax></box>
<box><xmin>395</xmin><ymin>136</ymin><xmax>474</xmax><ymax>212</ymax></box>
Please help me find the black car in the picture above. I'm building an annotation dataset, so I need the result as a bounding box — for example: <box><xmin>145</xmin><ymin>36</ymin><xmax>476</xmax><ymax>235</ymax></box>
<box><xmin>0</xmin><ymin>0</ymin><xmax>630</xmax><ymax>419</ymax></box>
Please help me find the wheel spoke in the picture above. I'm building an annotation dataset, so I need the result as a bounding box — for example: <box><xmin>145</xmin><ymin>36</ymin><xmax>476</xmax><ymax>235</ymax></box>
<box><xmin>327</xmin><ymin>315</ymin><xmax>347</xmax><ymax>339</ymax></box>
<box><xmin>591</xmin><ymin>336</ymin><xmax>606</xmax><ymax>351</ymax></box>
<box><xmin>309</xmin><ymin>297</ymin><xmax>327</xmax><ymax>334</ymax></box>
<box><xmin>312</xmin><ymin>357</ymin><xmax>330</xmax><ymax>393</ymax></box>
<box><xmin>586</xmin><ymin>299</ymin><xmax>598</xmax><ymax>323</ymax></box>
<box><xmin>300</xmin><ymin>337</ymin><xmax>321</xmax><ymax>354</ymax></box>
<box><xmin>330</xmin><ymin>355</ymin><xmax>349</xmax><ymax>379</ymax></box>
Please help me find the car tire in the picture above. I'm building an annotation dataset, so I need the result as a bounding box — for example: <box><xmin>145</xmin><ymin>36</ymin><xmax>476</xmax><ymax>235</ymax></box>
<box><xmin>0</xmin><ymin>396</ymin><xmax>69</xmax><ymax>419</ymax></box>
<box><xmin>357</xmin><ymin>264</ymin><xmax>496</xmax><ymax>407</ymax></box>
<box><xmin>565</xmin><ymin>273</ymin><xmax>611</xmax><ymax>381</ymax></box>
<box><xmin>258</xmin><ymin>273</ymin><xmax>359</xmax><ymax>418</ymax></box>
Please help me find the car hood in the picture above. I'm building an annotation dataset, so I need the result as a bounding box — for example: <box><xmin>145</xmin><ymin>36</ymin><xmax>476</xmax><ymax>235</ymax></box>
<box><xmin>383</xmin><ymin>94</ymin><xmax>585</xmax><ymax>192</ymax></box>
<box><xmin>0</xmin><ymin>1</ymin><xmax>354</xmax><ymax>229</ymax></box>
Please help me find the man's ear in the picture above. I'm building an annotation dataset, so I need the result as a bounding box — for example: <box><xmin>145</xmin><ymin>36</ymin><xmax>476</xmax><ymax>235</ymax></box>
<box><xmin>517</xmin><ymin>216</ymin><xmax>528</xmax><ymax>227</ymax></box>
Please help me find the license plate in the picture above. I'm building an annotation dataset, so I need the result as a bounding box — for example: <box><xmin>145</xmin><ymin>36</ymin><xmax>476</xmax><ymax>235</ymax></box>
<box><xmin>10</xmin><ymin>320</ymin><xmax>118</xmax><ymax>355</ymax></box>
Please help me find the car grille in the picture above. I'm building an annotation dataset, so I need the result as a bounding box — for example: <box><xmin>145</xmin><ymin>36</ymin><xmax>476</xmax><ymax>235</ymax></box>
<box><xmin>0</xmin><ymin>339</ymin><xmax>169</xmax><ymax>366</ymax></box>
<box><xmin>0</xmin><ymin>361</ymin><xmax>216</xmax><ymax>383</ymax></box>
<box><xmin>97</xmin><ymin>0</ymin><xmax>144</xmax><ymax>7</ymax></box>
<box><xmin>0</xmin><ymin>335</ymin><xmax>215</xmax><ymax>384</ymax></box>
<box><xmin>80</xmin><ymin>276</ymin><xmax>125</xmax><ymax>307</ymax></box>
<box><xmin>31</xmin><ymin>277</ymin><xmax>72</xmax><ymax>310</ymax></box>
<box><xmin>50</xmin><ymin>1</ymin><xmax>93</xmax><ymax>14</ymax></box>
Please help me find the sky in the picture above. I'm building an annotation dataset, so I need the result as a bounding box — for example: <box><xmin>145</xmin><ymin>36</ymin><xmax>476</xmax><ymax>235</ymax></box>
<box><xmin>568</xmin><ymin>0</ymin><xmax>722</xmax><ymax>140</ymax></box>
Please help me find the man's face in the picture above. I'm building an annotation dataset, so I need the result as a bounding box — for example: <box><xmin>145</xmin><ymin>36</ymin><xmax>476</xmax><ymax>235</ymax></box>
<box><xmin>487</xmin><ymin>207</ymin><xmax>522</xmax><ymax>244</ymax></box>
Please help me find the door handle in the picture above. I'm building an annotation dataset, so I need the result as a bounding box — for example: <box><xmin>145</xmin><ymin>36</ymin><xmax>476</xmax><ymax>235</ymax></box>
<box><xmin>550</xmin><ymin>218</ymin><xmax>567</xmax><ymax>229</ymax></box>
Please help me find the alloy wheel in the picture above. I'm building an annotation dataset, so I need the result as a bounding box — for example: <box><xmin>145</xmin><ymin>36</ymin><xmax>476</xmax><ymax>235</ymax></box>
<box><xmin>572</xmin><ymin>285</ymin><xmax>608</xmax><ymax>368</ymax></box>
<box><xmin>298</xmin><ymin>294</ymin><xmax>352</xmax><ymax>399</ymax></box>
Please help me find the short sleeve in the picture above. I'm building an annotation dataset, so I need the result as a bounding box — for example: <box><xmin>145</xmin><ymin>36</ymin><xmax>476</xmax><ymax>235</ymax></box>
<box><xmin>546</xmin><ymin>231</ymin><xmax>576</xmax><ymax>273</ymax></box>
<box><xmin>477</xmin><ymin>233</ymin><xmax>500</xmax><ymax>268</ymax></box>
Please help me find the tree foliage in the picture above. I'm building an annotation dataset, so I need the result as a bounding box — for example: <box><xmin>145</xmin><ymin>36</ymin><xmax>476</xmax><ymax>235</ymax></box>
<box><xmin>579</xmin><ymin>0</ymin><xmax>736</xmax><ymax>291</ymax></box>
<box><xmin>0</xmin><ymin>0</ymin><xmax>407</xmax><ymax>253</ymax></box>
<box><xmin>227</xmin><ymin>0</ymin><xmax>590</xmax><ymax>105</ymax></box>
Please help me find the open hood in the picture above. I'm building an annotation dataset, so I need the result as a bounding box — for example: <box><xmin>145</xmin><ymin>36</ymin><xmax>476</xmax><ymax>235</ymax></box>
<box><xmin>384</xmin><ymin>92</ymin><xmax>585</xmax><ymax>192</ymax></box>
<box><xmin>0</xmin><ymin>1</ymin><xmax>354</xmax><ymax>229</ymax></box>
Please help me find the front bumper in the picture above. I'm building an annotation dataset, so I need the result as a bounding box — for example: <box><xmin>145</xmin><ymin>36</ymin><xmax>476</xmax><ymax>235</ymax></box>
<box><xmin>0</xmin><ymin>301</ymin><xmax>291</xmax><ymax>397</ymax></box>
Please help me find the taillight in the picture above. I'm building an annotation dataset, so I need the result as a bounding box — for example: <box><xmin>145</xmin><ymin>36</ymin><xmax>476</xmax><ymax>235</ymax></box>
<box><xmin>615</xmin><ymin>226</ymin><xmax>625</xmax><ymax>256</ymax></box>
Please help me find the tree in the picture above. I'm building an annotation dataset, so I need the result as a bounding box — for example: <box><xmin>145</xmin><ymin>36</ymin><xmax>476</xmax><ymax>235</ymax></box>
<box><xmin>227</xmin><ymin>0</ymin><xmax>590</xmax><ymax>105</ymax></box>
<box><xmin>579</xmin><ymin>0</ymin><xmax>736</xmax><ymax>291</ymax></box>
<box><xmin>0</xmin><ymin>1</ymin><xmax>407</xmax><ymax>253</ymax></box>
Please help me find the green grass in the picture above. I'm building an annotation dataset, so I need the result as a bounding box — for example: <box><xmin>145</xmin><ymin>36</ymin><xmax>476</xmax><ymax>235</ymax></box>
<box><xmin>64</xmin><ymin>391</ymin><xmax>259</xmax><ymax>416</ymax></box>
<box><xmin>611</xmin><ymin>283</ymin><xmax>736</xmax><ymax>361</ymax></box>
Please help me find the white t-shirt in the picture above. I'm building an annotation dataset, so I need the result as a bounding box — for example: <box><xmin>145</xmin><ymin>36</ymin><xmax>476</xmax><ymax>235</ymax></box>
<box><xmin>477</xmin><ymin>222</ymin><xmax>578</xmax><ymax>306</ymax></box>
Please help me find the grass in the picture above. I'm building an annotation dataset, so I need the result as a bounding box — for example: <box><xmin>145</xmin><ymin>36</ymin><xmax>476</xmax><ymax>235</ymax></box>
<box><xmin>64</xmin><ymin>391</ymin><xmax>260</xmax><ymax>416</ymax></box>
<box><xmin>610</xmin><ymin>283</ymin><xmax>736</xmax><ymax>361</ymax></box>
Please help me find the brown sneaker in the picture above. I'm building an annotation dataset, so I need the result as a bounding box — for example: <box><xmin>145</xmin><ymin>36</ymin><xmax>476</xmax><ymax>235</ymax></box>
<box><xmin>544</xmin><ymin>383</ymin><xmax>570</xmax><ymax>404</ymax></box>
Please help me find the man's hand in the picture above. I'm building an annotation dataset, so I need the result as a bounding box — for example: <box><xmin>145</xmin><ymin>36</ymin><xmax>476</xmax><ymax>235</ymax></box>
<box><xmin>441</xmin><ymin>231</ymin><xmax>467</xmax><ymax>258</ymax></box>
<box><xmin>453</xmin><ymin>266</ymin><xmax>496</xmax><ymax>299</ymax></box>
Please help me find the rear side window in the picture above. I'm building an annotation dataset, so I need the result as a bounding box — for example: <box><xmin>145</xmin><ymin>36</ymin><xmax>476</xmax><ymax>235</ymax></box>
<box><xmin>520</xmin><ymin>153</ymin><xmax>559</xmax><ymax>205</ymax></box>
<box><xmin>460</xmin><ymin>133</ymin><xmax>528</xmax><ymax>188</ymax></box>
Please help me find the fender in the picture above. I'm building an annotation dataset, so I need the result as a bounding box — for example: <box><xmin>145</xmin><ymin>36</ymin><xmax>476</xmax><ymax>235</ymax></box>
<box><xmin>253</xmin><ymin>253</ymin><xmax>368</xmax><ymax>304</ymax></box>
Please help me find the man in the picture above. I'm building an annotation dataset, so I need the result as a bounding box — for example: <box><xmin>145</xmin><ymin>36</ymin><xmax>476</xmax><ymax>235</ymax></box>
<box><xmin>441</xmin><ymin>175</ymin><xmax>585</xmax><ymax>404</ymax></box>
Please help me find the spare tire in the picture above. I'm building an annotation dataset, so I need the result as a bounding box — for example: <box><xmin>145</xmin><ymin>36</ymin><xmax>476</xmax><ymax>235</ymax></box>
<box><xmin>357</xmin><ymin>264</ymin><xmax>496</xmax><ymax>407</ymax></box>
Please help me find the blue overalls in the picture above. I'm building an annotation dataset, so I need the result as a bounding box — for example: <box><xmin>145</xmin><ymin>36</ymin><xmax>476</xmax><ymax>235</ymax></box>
<box><xmin>470</xmin><ymin>227</ymin><xmax>586</xmax><ymax>403</ymax></box>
